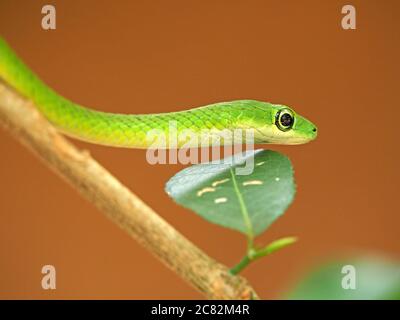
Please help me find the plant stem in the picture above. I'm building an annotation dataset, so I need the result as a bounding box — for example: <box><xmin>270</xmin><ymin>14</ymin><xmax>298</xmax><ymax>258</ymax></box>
<box><xmin>230</xmin><ymin>236</ymin><xmax>298</xmax><ymax>275</ymax></box>
<box><xmin>230</xmin><ymin>255</ymin><xmax>251</xmax><ymax>275</ymax></box>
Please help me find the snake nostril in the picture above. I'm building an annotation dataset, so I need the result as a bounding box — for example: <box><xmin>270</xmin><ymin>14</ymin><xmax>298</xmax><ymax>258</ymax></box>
<box><xmin>312</xmin><ymin>127</ymin><xmax>317</xmax><ymax>132</ymax></box>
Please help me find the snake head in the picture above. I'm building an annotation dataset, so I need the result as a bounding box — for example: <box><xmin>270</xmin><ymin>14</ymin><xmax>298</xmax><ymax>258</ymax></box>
<box><xmin>250</xmin><ymin>102</ymin><xmax>318</xmax><ymax>145</ymax></box>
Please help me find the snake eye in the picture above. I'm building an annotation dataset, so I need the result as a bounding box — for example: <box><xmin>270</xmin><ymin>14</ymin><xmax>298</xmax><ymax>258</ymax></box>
<box><xmin>275</xmin><ymin>108</ymin><xmax>295</xmax><ymax>131</ymax></box>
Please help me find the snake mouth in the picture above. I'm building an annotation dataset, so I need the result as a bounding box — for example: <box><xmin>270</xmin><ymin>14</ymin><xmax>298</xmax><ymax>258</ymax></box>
<box><xmin>254</xmin><ymin>127</ymin><xmax>318</xmax><ymax>145</ymax></box>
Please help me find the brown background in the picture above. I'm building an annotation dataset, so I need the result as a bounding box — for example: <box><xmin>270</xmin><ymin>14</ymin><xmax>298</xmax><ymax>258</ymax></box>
<box><xmin>0</xmin><ymin>0</ymin><xmax>399</xmax><ymax>299</ymax></box>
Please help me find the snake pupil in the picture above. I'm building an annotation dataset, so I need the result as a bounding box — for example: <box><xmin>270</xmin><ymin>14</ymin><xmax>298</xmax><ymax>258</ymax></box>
<box><xmin>280</xmin><ymin>113</ymin><xmax>293</xmax><ymax>127</ymax></box>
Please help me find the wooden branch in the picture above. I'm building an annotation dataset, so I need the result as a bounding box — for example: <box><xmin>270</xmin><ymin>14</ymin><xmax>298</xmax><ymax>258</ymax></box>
<box><xmin>0</xmin><ymin>80</ymin><xmax>259</xmax><ymax>300</ymax></box>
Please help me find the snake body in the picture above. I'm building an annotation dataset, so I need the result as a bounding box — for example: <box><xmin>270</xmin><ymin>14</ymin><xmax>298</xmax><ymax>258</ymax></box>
<box><xmin>0</xmin><ymin>37</ymin><xmax>317</xmax><ymax>148</ymax></box>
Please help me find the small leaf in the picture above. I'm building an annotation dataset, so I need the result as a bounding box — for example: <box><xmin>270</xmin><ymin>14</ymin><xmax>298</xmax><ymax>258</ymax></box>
<box><xmin>165</xmin><ymin>149</ymin><xmax>295</xmax><ymax>236</ymax></box>
<box><xmin>252</xmin><ymin>236</ymin><xmax>298</xmax><ymax>259</ymax></box>
<box><xmin>287</xmin><ymin>257</ymin><xmax>400</xmax><ymax>300</ymax></box>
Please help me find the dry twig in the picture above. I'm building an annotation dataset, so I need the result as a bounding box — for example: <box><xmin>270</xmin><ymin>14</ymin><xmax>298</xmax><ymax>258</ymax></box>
<box><xmin>0</xmin><ymin>80</ymin><xmax>259</xmax><ymax>300</ymax></box>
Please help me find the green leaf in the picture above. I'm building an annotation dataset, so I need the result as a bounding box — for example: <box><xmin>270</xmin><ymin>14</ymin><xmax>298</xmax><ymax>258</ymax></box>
<box><xmin>287</xmin><ymin>257</ymin><xmax>400</xmax><ymax>300</ymax></box>
<box><xmin>165</xmin><ymin>149</ymin><xmax>295</xmax><ymax>236</ymax></box>
<box><xmin>251</xmin><ymin>236</ymin><xmax>298</xmax><ymax>259</ymax></box>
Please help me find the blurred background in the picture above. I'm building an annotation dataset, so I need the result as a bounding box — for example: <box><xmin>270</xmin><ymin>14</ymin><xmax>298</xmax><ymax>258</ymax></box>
<box><xmin>0</xmin><ymin>0</ymin><xmax>399</xmax><ymax>299</ymax></box>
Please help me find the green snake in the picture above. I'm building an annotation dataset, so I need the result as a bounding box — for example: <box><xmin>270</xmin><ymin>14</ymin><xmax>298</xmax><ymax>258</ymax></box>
<box><xmin>0</xmin><ymin>37</ymin><xmax>317</xmax><ymax>148</ymax></box>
